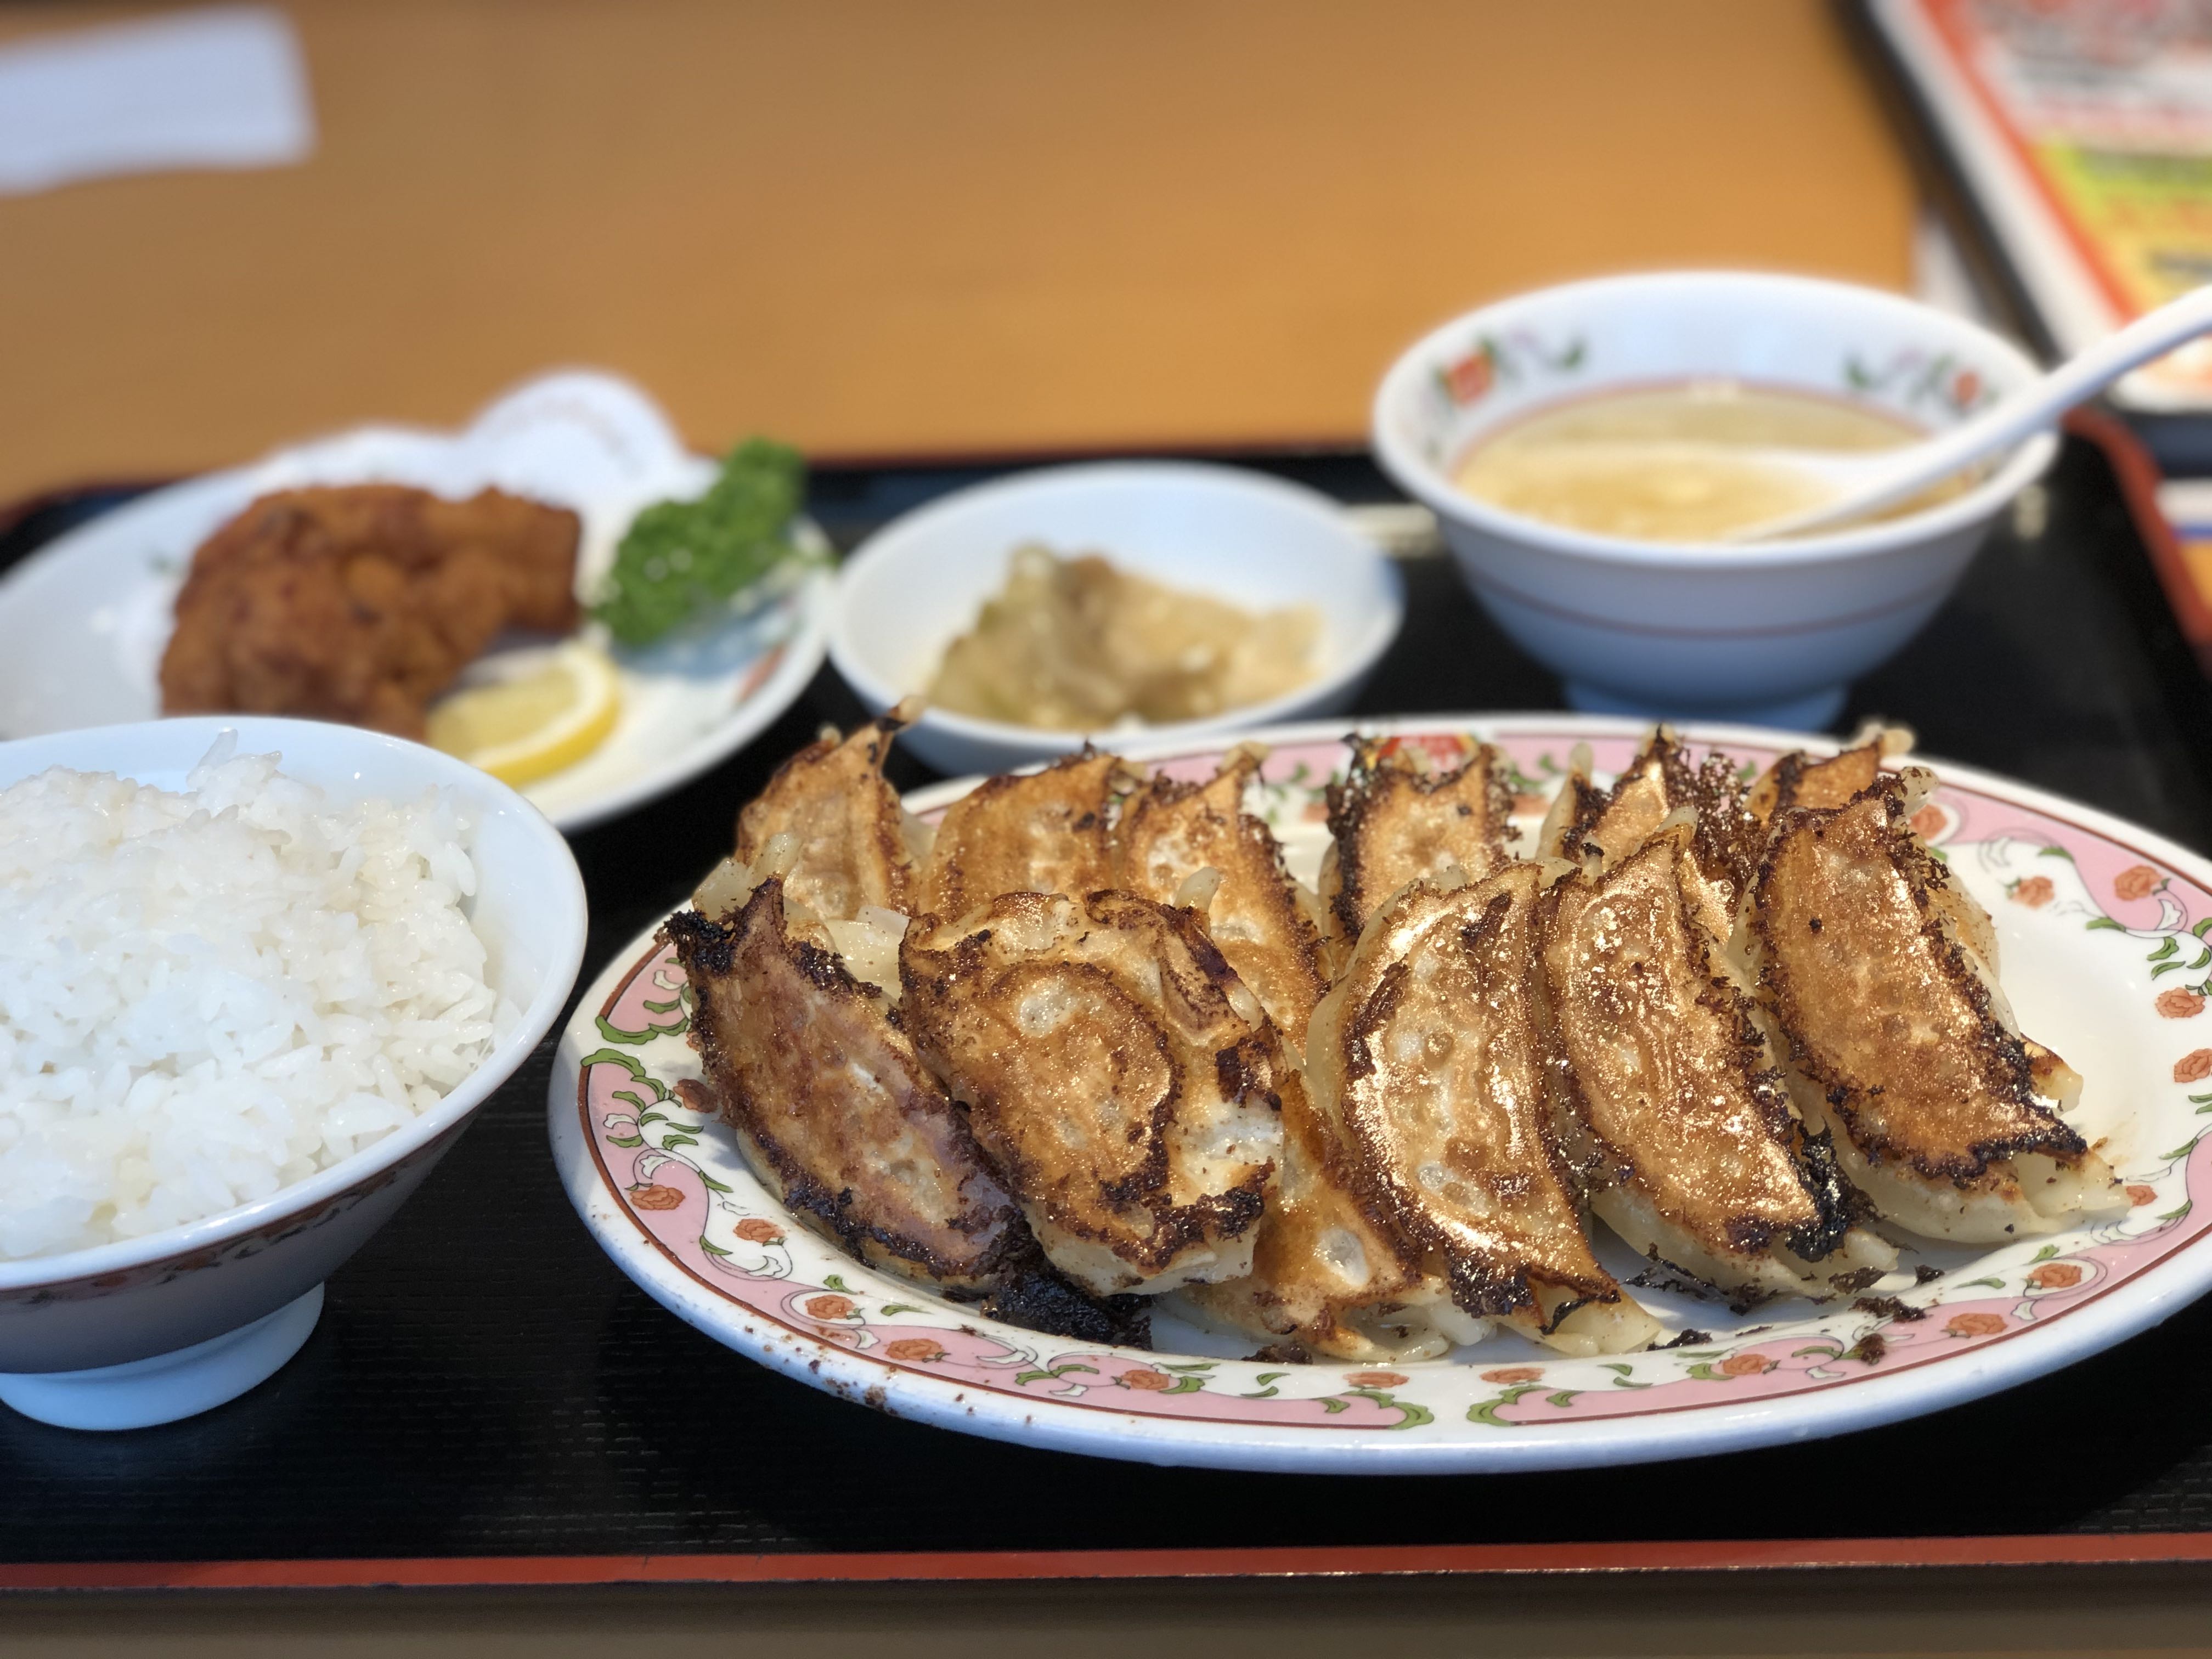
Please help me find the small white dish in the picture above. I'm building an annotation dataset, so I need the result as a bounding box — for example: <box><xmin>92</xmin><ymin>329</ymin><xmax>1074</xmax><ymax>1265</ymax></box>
<box><xmin>553</xmin><ymin>714</ymin><xmax>2212</xmax><ymax>1472</ymax></box>
<box><xmin>828</xmin><ymin>461</ymin><xmax>1404</xmax><ymax>775</ymax></box>
<box><xmin>1371</xmin><ymin>272</ymin><xmax>2059</xmax><ymax>729</ymax></box>
<box><xmin>0</xmin><ymin>716</ymin><xmax>587</xmax><ymax>1429</ymax></box>
<box><xmin>0</xmin><ymin>370</ymin><xmax>833</xmax><ymax>832</ymax></box>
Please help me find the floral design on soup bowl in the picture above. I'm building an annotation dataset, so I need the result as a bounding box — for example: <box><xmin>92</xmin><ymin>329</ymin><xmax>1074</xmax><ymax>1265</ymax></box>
<box><xmin>1371</xmin><ymin>271</ymin><xmax>2058</xmax><ymax>730</ymax></box>
<box><xmin>0</xmin><ymin>717</ymin><xmax>585</xmax><ymax>1430</ymax></box>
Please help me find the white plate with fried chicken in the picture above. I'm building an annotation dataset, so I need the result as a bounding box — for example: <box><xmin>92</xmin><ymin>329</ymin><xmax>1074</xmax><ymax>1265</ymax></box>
<box><xmin>0</xmin><ymin>370</ymin><xmax>833</xmax><ymax>832</ymax></box>
<box><xmin>550</xmin><ymin>712</ymin><xmax>2212</xmax><ymax>1471</ymax></box>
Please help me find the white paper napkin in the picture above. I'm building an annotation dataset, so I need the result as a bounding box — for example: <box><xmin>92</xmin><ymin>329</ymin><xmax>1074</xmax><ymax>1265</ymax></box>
<box><xmin>0</xmin><ymin>5</ymin><xmax>314</xmax><ymax>196</ymax></box>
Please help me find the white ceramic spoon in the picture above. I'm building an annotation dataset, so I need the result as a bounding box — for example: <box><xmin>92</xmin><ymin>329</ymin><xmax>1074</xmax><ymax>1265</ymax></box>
<box><xmin>1725</xmin><ymin>283</ymin><xmax>2212</xmax><ymax>543</ymax></box>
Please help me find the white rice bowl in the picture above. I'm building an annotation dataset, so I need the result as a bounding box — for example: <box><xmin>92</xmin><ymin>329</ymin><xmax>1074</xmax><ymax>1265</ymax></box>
<box><xmin>0</xmin><ymin>737</ymin><xmax>512</xmax><ymax>1260</ymax></box>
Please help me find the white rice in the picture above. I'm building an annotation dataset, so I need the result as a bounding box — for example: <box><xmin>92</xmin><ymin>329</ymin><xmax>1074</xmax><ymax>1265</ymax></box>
<box><xmin>0</xmin><ymin>737</ymin><xmax>509</xmax><ymax>1260</ymax></box>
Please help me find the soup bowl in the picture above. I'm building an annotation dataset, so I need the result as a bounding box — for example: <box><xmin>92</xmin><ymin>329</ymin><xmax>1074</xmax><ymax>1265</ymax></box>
<box><xmin>0</xmin><ymin>717</ymin><xmax>586</xmax><ymax>1429</ymax></box>
<box><xmin>1370</xmin><ymin>271</ymin><xmax>2058</xmax><ymax>729</ymax></box>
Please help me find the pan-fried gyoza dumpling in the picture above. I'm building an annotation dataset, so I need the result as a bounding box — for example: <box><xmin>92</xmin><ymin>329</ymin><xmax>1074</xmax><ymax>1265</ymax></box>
<box><xmin>1539</xmin><ymin>727</ymin><xmax>1762</xmax><ymax>896</ymax></box>
<box><xmin>1175</xmin><ymin>1076</ymin><xmax>1476</xmax><ymax>1362</ymax></box>
<box><xmin>1538</xmin><ymin>825</ymin><xmax>1895</xmax><ymax>1306</ymax></box>
<box><xmin>666</xmin><ymin>877</ymin><xmax>1029</xmax><ymax>1294</ymax></box>
<box><xmin>723</xmin><ymin>714</ymin><xmax>922</xmax><ymax>924</ymax></box>
<box><xmin>1115</xmin><ymin>745</ymin><xmax>1328</xmax><ymax>1048</ymax></box>
<box><xmin>1321</xmin><ymin>735</ymin><xmax>1515</xmax><ymax>939</ymax></box>
<box><xmin>899</xmin><ymin>890</ymin><xmax>1284</xmax><ymax>1296</ymax></box>
<box><xmin>1746</xmin><ymin>723</ymin><xmax>1914</xmax><ymax>825</ymax></box>
<box><xmin>918</xmin><ymin>749</ymin><xmax>1129</xmax><ymax>918</ymax></box>
<box><xmin>1121</xmin><ymin>753</ymin><xmax>1463</xmax><ymax>1359</ymax></box>
<box><xmin>1307</xmin><ymin>862</ymin><xmax>1660</xmax><ymax>1356</ymax></box>
<box><xmin>1751</xmin><ymin>771</ymin><xmax>2124</xmax><ymax>1242</ymax></box>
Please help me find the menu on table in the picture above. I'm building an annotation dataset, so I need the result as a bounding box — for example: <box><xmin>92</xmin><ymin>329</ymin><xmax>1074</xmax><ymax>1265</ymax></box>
<box><xmin>1870</xmin><ymin>0</ymin><xmax>2212</xmax><ymax>409</ymax></box>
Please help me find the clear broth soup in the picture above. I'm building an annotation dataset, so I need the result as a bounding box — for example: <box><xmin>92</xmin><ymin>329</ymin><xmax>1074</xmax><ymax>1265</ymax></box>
<box><xmin>1451</xmin><ymin>380</ymin><xmax>1956</xmax><ymax>543</ymax></box>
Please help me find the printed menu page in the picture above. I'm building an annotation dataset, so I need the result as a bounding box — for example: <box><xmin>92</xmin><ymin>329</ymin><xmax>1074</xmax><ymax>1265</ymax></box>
<box><xmin>1874</xmin><ymin>0</ymin><xmax>2212</xmax><ymax>407</ymax></box>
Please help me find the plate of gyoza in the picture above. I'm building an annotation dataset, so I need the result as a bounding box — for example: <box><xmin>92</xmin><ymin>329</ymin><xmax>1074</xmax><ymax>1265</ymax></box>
<box><xmin>550</xmin><ymin>713</ymin><xmax>2212</xmax><ymax>1471</ymax></box>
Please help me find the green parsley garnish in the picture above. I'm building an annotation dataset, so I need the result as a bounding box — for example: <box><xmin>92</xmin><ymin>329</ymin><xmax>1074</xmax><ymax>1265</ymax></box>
<box><xmin>592</xmin><ymin>438</ymin><xmax>806</xmax><ymax>647</ymax></box>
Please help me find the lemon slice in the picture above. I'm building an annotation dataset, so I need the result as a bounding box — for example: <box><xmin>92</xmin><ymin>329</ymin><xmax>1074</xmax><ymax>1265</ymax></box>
<box><xmin>427</xmin><ymin>640</ymin><xmax>622</xmax><ymax>786</ymax></box>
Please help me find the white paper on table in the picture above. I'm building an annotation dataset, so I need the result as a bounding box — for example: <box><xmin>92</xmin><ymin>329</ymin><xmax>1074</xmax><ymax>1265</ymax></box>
<box><xmin>0</xmin><ymin>4</ymin><xmax>314</xmax><ymax>196</ymax></box>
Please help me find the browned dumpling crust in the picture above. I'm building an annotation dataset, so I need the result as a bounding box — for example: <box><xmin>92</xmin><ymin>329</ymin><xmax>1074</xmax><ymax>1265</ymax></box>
<box><xmin>666</xmin><ymin>879</ymin><xmax>1025</xmax><ymax>1291</ymax></box>
<box><xmin>1538</xmin><ymin>828</ymin><xmax>1888</xmax><ymax>1304</ymax></box>
<box><xmin>1322</xmin><ymin>736</ymin><xmax>1514</xmax><ymax>936</ymax></box>
<box><xmin>1746</xmin><ymin>724</ymin><xmax>1912</xmax><ymax>825</ymax></box>
<box><xmin>732</xmin><ymin>717</ymin><xmax>917</xmax><ymax>923</ymax></box>
<box><xmin>1115</xmin><ymin>748</ymin><xmax>1327</xmax><ymax>1049</ymax></box>
<box><xmin>899</xmin><ymin>890</ymin><xmax>1285</xmax><ymax>1297</ymax></box>
<box><xmin>1178</xmin><ymin>1065</ymin><xmax>1457</xmax><ymax>1363</ymax></box>
<box><xmin>1308</xmin><ymin>863</ymin><xmax>1658</xmax><ymax>1355</ymax></box>
<box><xmin>918</xmin><ymin>749</ymin><xmax>1127</xmax><ymax>919</ymax></box>
<box><xmin>1752</xmin><ymin>775</ymin><xmax>2121</xmax><ymax>1242</ymax></box>
<box><xmin>1542</xmin><ymin>728</ymin><xmax>1762</xmax><ymax>894</ymax></box>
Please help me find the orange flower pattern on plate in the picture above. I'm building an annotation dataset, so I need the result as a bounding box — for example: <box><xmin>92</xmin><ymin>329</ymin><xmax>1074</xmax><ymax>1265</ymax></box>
<box><xmin>1480</xmin><ymin>1367</ymin><xmax>1543</xmax><ymax>1384</ymax></box>
<box><xmin>1719</xmin><ymin>1353</ymin><xmax>1776</xmax><ymax>1376</ymax></box>
<box><xmin>1946</xmin><ymin>1312</ymin><xmax>2006</xmax><ymax>1338</ymax></box>
<box><xmin>2028</xmin><ymin>1262</ymin><xmax>2084</xmax><ymax>1290</ymax></box>
<box><xmin>2177</xmin><ymin>1049</ymin><xmax>2212</xmax><ymax>1085</ymax></box>
<box><xmin>1344</xmin><ymin>1370</ymin><xmax>1408</xmax><ymax>1389</ymax></box>
<box><xmin>1116</xmin><ymin>1369</ymin><xmax>1174</xmax><ymax>1391</ymax></box>
<box><xmin>2115</xmin><ymin>864</ymin><xmax>2163</xmax><ymax>902</ymax></box>
<box><xmin>629</xmin><ymin>1184</ymin><xmax>684</xmax><ymax>1211</ymax></box>
<box><xmin>733</xmin><ymin>1217</ymin><xmax>785</xmax><ymax>1243</ymax></box>
<box><xmin>2158</xmin><ymin>988</ymin><xmax>2207</xmax><ymax>1020</ymax></box>
<box><xmin>883</xmin><ymin>1338</ymin><xmax>948</xmax><ymax>1362</ymax></box>
<box><xmin>2010</xmin><ymin>875</ymin><xmax>2055</xmax><ymax>908</ymax></box>
<box><xmin>805</xmin><ymin>1294</ymin><xmax>857</xmax><ymax>1320</ymax></box>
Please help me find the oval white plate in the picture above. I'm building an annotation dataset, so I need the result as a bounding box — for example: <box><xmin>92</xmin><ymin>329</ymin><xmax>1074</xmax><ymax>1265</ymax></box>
<box><xmin>0</xmin><ymin>371</ymin><xmax>832</xmax><ymax>833</ymax></box>
<box><xmin>550</xmin><ymin>714</ymin><xmax>2212</xmax><ymax>1472</ymax></box>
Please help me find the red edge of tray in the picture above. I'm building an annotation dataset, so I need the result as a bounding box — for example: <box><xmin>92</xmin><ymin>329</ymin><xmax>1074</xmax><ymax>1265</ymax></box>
<box><xmin>2067</xmin><ymin>408</ymin><xmax>2212</xmax><ymax>675</ymax></box>
<box><xmin>2</xmin><ymin>1535</ymin><xmax>2211</xmax><ymax>1592</ymax></box>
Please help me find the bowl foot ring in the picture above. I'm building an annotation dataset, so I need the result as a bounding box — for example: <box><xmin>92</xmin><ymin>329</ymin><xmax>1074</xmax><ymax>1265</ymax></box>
<box><xmin>0</xmin><ymin>1283</ymin><xmax>324</xmax><ymax>1431</ymax></box>
<box><xmin>1562</xmin><ymin>679</ymin><xmax>1849</xmax><ymax>734</ymax></box>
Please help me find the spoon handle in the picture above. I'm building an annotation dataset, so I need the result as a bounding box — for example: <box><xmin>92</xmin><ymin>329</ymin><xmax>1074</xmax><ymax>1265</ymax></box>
<box><xmin>1973</xmin><ymin>282</ymin><xmax>2212</xmax><ymax>453</ymax></box>
<box><xmin>1736</xmin><ymin>284</ymin><xmax>2212</xmax><ymax>540</ymax></box>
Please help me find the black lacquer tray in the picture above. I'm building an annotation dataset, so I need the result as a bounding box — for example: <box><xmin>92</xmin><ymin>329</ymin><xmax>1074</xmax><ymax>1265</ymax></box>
<box><xmin>3</xmin><ymin>425</ymin><xmax>2212</xmax><ymax>1589</ymax></box>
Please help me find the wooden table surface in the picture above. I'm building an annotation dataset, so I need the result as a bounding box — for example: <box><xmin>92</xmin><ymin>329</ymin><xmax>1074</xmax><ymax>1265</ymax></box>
<box><xmin>0</xmin><ymin>0</ymin><xmax>1915</xmax><ymax>504</ymax></box>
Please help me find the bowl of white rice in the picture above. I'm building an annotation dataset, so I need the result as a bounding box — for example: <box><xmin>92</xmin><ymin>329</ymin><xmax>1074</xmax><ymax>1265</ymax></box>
<box><xmin>0</xmin><ymin>716</ymin><xmax>585</xmax><ymax>1429</ymax></box>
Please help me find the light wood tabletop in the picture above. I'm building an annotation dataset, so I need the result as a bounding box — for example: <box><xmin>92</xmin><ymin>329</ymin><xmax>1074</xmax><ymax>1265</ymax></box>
<box><xmin>0</xmin><ymin>0</ymin><xmax>1915</xmax><ymax>504</ymax></box>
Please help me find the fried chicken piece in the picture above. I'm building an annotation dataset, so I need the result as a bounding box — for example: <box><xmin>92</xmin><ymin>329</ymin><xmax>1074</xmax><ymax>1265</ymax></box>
<box><xmin>160</xmin><ymin>484</ymin><xmax>580</xmax><ymax>740</ymax></box>
<box><xmin>1308</xmin><ymin>862</ymin><xmax>1659</xmax><ymax>1356</ymax></box>
<box><xmin>918</xmin><ymin>749</ymin><xmax>1127</xmax><ymax>919</ymax></box>
<box><xmin>1751</xmin><ymin>771</ymin><xmax>2123</xmax><ymax>1243</ymax></box>
<box><xmin>1321</xmin><ymin>736</ymin><xmax>1514</xmax><ymax>938</ymax></box>
<box><xmin>1538</xmin><ymin>826</ymin><xmax>1893</xmax><ymax>1306</ymax></box>
<box><xmin>720</xmin><ymin>715</ymin><xmax>921</xmax><ymax>924</ymax></box>
<box><xmin>900</xmin><ymin>889</ymin><xmax>1284</xmax><ymax>1297</ymax></box>
<box><xmin>1114</xmin><ymin>746</ymin><xmax>1327</xmax><ymax>1049</ymax></box>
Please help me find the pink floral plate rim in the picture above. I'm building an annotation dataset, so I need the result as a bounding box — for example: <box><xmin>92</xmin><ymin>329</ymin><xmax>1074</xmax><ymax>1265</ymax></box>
<box><xmin>548</xmin><ymin>714</ymin><xmax>2212</xmax><ymax>1473</ymax></box>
